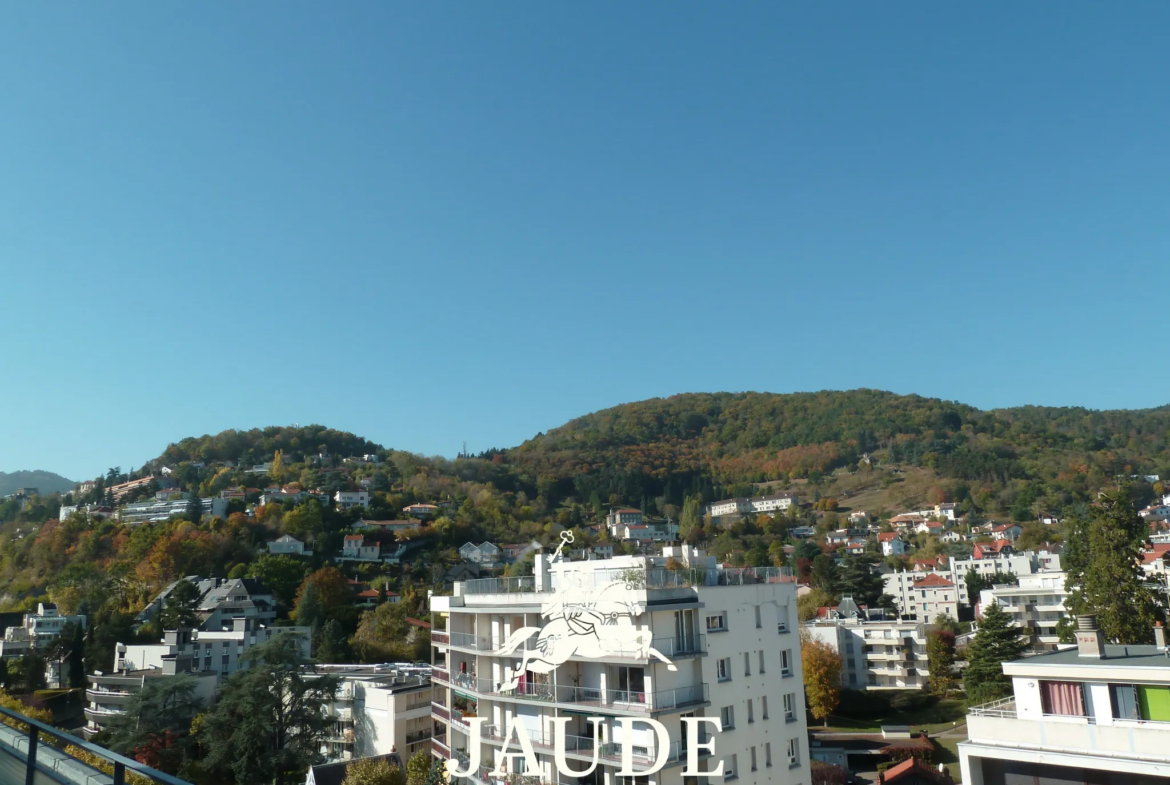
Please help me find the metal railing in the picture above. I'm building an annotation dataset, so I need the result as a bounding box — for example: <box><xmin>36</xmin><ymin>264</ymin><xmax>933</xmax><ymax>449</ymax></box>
<box><xmin>444</xmin><ymin>676</ymin><xmax>707</xmax><ymax>712</ymax></box>
<box><xmin>0</xmin><ymin>704</ymin><xmax>192</xmax><ymax>785</ymax></box>
<box><xmin>967</xmin><ymin>697</ymin><xmax>1017</xmax><ymax>718</ymax></box>
<box><xmin>406</xmin><ymin>728</ymin><xmax>433</xmax><ymax>745</ymax></box>
<box><xmin>461</xmin><ymin>566</ymin><xmax>796</xmax><ymax>596</ymax></box>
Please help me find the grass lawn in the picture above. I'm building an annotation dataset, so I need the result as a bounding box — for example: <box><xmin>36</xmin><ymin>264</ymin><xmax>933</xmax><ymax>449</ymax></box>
<box><xmin>819</xmin><ymin>698</ymin><xmax>968</xmax><ymax>733</ymax></box>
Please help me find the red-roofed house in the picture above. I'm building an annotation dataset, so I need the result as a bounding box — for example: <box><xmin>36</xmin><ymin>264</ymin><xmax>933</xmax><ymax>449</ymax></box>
<box><xmin>878</xmin><ymin>532</ymin><xmax>907</xmax><ymax>557</ymax></box>
<box><xmin>991</xmin><ymin>523</ymin><xmax>1022</xmax><ymax>541</ymax></box>
<box><xmin>909</xmin><ymin>573</ymin><xmax>959</xmax><ymax>620</ymax></box>
<box><xmin>972</xmin><ymin>540</ymin><xmax>1013</xmax><ymax>559</ymax></box>
<box><xmin>916</xmin><ymin>521</ymin><xmax>946</xmax><ymax>536</ymax></box>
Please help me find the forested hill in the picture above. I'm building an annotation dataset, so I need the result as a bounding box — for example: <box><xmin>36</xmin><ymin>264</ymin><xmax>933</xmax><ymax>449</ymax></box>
<box><xmin>501</xmin><ymin>391</ymin><xmax>1170</xmax><ymax>517</ymax></box>
<box><xmin>0</xmin><ymin>471</ymin><xmax>74</xmax><ymax>498</ymax></box>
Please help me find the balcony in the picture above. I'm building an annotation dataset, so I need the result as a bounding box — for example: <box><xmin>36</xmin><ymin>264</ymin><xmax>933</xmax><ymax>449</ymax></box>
<box><xmin>443</xmin><ymin>675</ymin><xmax>707</xmax><ymax>714</ymax></box>
<box><xmin>0</xmin><ymin>704</ymin><xmax>193</xmax><ymax>784</ymax></box>
<box><xmin>85</xmin><ymin>688</ymin><xmax>132</xmax><ymax>705</ymax></box>
<box><xmin>470</xmin><ymin>722</ymin><xmax>710</xmax><ymax>769</ymax></box>
<box><xmin>432</xmin><ymin>702</ymin><xmax>451</xmax><ymax>722</ymax></box>
<box><xmin>406</xmin><ymin>728</ymin><xmax>434</xmax><ymax>745</ymax></box>
<box><xmin>967</xmin><ymin>698</ymin><xmax>1170</xmax><ymax>764</ymax></box>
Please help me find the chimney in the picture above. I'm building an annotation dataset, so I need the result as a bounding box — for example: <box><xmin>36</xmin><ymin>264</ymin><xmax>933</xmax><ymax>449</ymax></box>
<box><xmin>1076</xmin><ymin>615</ymin><xmax>1106</xmax><ymax>659</ymax></box>
<box><xmin>1157</xmin><ymin>622</ymin><xmax>1166</xmax><ymax>650</ymax></box>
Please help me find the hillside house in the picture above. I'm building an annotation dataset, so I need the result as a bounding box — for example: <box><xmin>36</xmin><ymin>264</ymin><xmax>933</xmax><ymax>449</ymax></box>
<box><xmin>991</xmin><ymin>523</ymin><xmax>1023</xmax><ymax>541</ymax></box>
<box><xmin>878</xmin><ymin>533</ymin><xmax>906</xmax><ymax>557</ymax></box>
<box><xmin>267</xmin><ymin>534</ymin><xmax>312</xmax><ymax>556</ymax></box>
<box><xmin>340</xmin><ymin>535</ymin><xmax>380</xmax><ymax>562</ymax></box>
<box><xmin>402</xmin><ymin>503</ymin><xmax>439</xmax><ymax>518</ymax></box>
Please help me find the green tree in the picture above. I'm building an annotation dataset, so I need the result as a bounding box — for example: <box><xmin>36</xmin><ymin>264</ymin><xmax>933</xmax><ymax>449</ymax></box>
<box><xmin>926</xmin><ymin>629</ymin><xmax>956</xmax><ymax>696</ymax></box>
<box><xmin>105</xmin><ymin>672</ymin><xmax>203</xmax><ymax>774</ymax></box>
<box><xmin>198</xmin><ymin>633</ymin><xmax>340</xmax><ymax>785</ymax></box>
<box><xmin>315</xmin><ymin>618</ymin><xmax>352</xmax><ymax>664</ymax></box>
<box><xmin>802</xmin><ymin>637</ymin><xmax>842</xmax><ymax>726</ymax></box>
<box><xmin>294</xmin><ymin>581</ymin><xmax>325</xmax><ymax>628</ymax></box>
<box><xmin>283</xmin><ymin>499</ymin><xmax>325</xmax><ymax>542</ymax></box>
<box><xmin>810</xmin><ymin>554</ymin><xmax>839</xmax><ymax>597</ymax></box>
<box><xmin>160</xmin><ymin>579</ymin><xmax>202</xmax><ymax>630</ymax></box>
<box><xmin>933</xmin><ymin>613</ymin><xmax>961</xmax><ymax>635</ymax></box>
<box><xmin>406</xmin><ymin>750</ymin><xmax>433</xmax><ymax>785</ymax></box>
<box><xmin>343</xmin><ymin>758</ymin><xmax>405</xmax><ymax>785</ymax></box>
<box><xmin>1062</xmin><ymin>489</ymin><xmax>1163</xmax><ymax>644</ymax></box>
<box><xmin>248</xmin><ymin>555</ymin><xmax>310</xmax><ymax>608</ymax></box>
<box><xmin>797</xmin><ymin>587</ymin><xmax>835</xmax><ymax>622</ymax></box>
<box><xmin>678</xmin><ymin>496</ymin><xmax>702</xmax><ymax>540</ymax></box>
<box><xmin>836</xmin><ymin>555</ymin><xmax>884</xmax><ymax>607</ymax></box>
<box><xmin>186</xmin><ymin>493</ymin><xmax>204</xmax><ymax>523</ymax></box>
<box><xmin>964</xmin><ymin>601</ymin><xmax>1026</xmax><ymax>704</ymax></box>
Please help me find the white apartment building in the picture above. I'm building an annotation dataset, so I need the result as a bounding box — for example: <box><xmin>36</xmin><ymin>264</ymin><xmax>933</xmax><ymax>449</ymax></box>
<box><xmin>430</xmin><ymin>551</ymin><xmax>808</xmax><ymax>785</ymax></box>
<box><xmin>0</xmin><ymin>603</ymin><xmax>87</xmax><ymax>658</ymax></box>
<box><xmin>116</xmin><ymin>619</ymin><xmax>311</xmax><ymax>676</ymax></box>
<box><xmin>961</xmin><ymin>616</ymin><xmax>1170</xmax><ymax>785</ymax></box>
<box><xmin>949</xmin><ymin>550</ymin><xmax>1062</xmax><ymax>605</ymax></box>
<box><xmin>977</xmin><ymin>572</ymin><xmax>1068</xmax><ymax>652</ymax></box>
<box><xmin>882</xmin><ymin>571</ymin><xmax>959</xmax><ymax>621</ymax></box>
<box><xmin>117</xmin><ymin>496</ymin><xmax>228</xmax><ymax>525</ymax></box>
<box><xmin>704</xmin><ymin>494</ymin><xmax>798</xmax><ymax>519</ymax></box>
<box><xmin>268</xmin><ymin>533</ymin><xmax>313</xmax><ymax>556</ymax></box>
<box><xmin>605</xmin><ymin>508</ymin><xmax>645</xmax><ymax>535</ymax></box>
<box><xmin>804</xmin><ymin>606</ymin><xmax>929</xmax><ymax>691</ymax></box>
<box><xmin>315</xmin><ymin>664</ymin><xmax>433</xmax><ymax>763</ymax></box>
<box><xmin>84</xmin><ymin>655</ymin><xmax>219</xmax><ymax>739</ymax></box>
<box><xmin>336</xmin><ymin>490</ymin><xmax>371</xmax><ymax>509</ymax></box>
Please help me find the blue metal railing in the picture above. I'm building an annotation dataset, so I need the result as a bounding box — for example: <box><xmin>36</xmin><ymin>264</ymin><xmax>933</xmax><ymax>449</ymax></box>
<box><xmin>0</xmin><ymin>705</ymin><xmax>191</xmax><ymax>785</ymax></box>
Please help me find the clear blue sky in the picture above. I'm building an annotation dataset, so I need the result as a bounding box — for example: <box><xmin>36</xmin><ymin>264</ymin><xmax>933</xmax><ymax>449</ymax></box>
<box><xmin>3</xmin><ymin>3</ymin><xmax>1169</xmax><ymax>481</ymax></box>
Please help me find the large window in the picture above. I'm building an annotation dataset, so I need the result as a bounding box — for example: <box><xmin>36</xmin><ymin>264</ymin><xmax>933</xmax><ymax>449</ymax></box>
<box><xmin>1138</xmin><ymin>685</ymin><xmax>1170</xmax><ymax>721</ymax></box>
<box><xmin>1040</xmin><ymin>681</ymin><xmax>1084</xmax><ymax>717</ymax></box>
<box><xmin>1111</xmin><ymin>684</ymin><xmax>1140</xmax><ymax>720</ymax></box>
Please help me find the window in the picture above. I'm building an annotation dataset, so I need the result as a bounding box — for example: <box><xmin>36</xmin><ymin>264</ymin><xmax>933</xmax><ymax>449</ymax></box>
<box><xmin>762</xmin><ymin>695</ymin><xmax>769</xmax><ymax>719</ymax></box>
<box><xmin>787</xmin><ymin>738</ymin><xmax>800</xmax><ymax>767</ymax></box>
<box><xmin>717</xmin><ymin>658</ymin><xmax>731</xmax><ymax>681</ymax></box>
<box><xmin>720</xmin><ymin>705</ymin><xmax>735</xmax><ymax>729</ymax></box>
<box><xmin>707</xmin><ymin>614</ymin><xmax>727</xmax><ymax>632</ymax></box>
<box><xmin>765</xmin><ymin>742</ymin><xmax>772</xmax><ymax>767</ymax></box>
<box><xmin>1040</xmin><ymin>681</ymin><xmax>1085</xmax><ymax>717</ymax></box>
<box><xmin>744</xmin><ymin>652</ymin><xmax>751</xmax><ymax>676</ymax></box>
<box><xmin>754</xmin><ymin>605</ymin><xmax>762</xmax><ymax>628</ymax></box>
<box><xmin>781</xmin><ymin>649</ymin><xmax>792</xmax><ymax>676</ymax></box>
<box><xmin>1111</xmin><ymin>684</ymin><xmax>1140</xmax><ymax>720</ymax></box>
<box><xmin>758</xmin><ymin>650</ymin><xmax>766</xmax><ymax>673</ymax></box>
<box><xmin>784</xmin><ymin>692</ymin><xmax>796</xmax><ymax>721</ymax></box>
<box><xmin>724</xmin><ymin>753</ymin><xmax>738</xmax><ymax>780</ymax></box>
<box><xmin>750</xmin><ymin>746</ymin><xmax>757</xmax><ymax>771</ymax></box>
<box><xmin>747</xmin><ymin>698</ymin><xmax>754</xmax><ymax>723</ymax></box>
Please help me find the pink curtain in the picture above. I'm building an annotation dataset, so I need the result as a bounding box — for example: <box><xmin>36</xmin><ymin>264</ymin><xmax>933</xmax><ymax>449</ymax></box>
<box><xmin>1042</xmin><ymin>681</ymin><xmax>1084</xmax><ymax>716</ymax></box>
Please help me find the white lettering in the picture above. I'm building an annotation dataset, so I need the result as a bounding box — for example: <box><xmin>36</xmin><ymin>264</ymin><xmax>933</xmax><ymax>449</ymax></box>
<box><xmin>550</xmin><ymin>717</ymin><xmax>603</xmax><ymax>776</ymax></box>
<box><xmin>445</xmin><ymin>717</ymin><xmax>486</xmax><ymax>777</ymax></box>
<box><xmin>682</xmin><ymin>717</ymin><xmax>724</xmax><ymax>777</ymax></box>
<box><xmin>615</xmin><ymin>718</ymin><xmax>672</xmax><ymax>776</ymax></box>
<box><xmin>490</xmin><ymin>715</ymin><xmax>545</xmax><ymax>779</ymax></box>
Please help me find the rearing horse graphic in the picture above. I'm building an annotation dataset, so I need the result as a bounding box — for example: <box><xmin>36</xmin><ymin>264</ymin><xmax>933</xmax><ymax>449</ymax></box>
<box><xmin>497</xmin><ymin>569</ymin><xmax>676</xmax><ymax>693</ymax></box>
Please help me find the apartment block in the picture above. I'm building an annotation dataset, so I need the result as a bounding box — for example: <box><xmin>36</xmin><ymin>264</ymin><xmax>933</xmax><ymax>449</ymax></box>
<box><xmin>430</xmin><ymin>550</ymin><xmax>808</xmax><ymax>785</ymax></box>
<box><xmin>315</xmin><ymin>664</ymin><xmax>433</xmax><ymax>763</ymax></box>
<box><xmin>804</xmin><ymin>601</ymin><xmax>929</xmax><ymax>690</ymax></box>
<box><xmin>961</xmin><ymin>616</ymin><xmax>1170</xmax><ymax>785</ymax></box>
<box><xmin>977</xmin><ymin>572</ymin><xmax>1068</xmax><ymax>652</ymax></box>
<box><xmin>117</xmin><ymin>496</ymin><xmax>228</xmax><ymax>525</ymax></box>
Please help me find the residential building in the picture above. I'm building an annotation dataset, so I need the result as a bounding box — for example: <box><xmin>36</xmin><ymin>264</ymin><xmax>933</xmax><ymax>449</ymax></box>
<box><xmin>613</xmin><ymin>520</ymin><xmax>679</xmax><ymax>543</ymax></box>
<box><xmin>77</xmin><ymin>480</ymin><xmax>98</xmax><ymax>494</ymax></box>
<box><xmin>849</xmin><ymin>511</ymin><xmax>871</xmax><ymax>526</ymax></box>
<box><xmin>940</xmin><ymin>530</ymin><xmax>963</xmax><ymax>544</ymax></box>
<box><xmin>117</xmin><ymin>496</ymin><xmax>228</xmax><ymax>525</ymax></box>
<box><xmin>137</xmin><ymin>577</ymin><xmax>277</xmax><ymax>630</ymax></box>
<box><xmin>960</xmin><ymin>616</ymin><xmax>1170</xmax><ymax>785</ymax></box>
<box><xmin>105</xmin><ymin>477</ymin><xmax>155</xmax><ymax>503</ymax></box>
<box><xmin>57</xmin><ymin>503</ymin><xmax>114</xmax><ymax>522</ymax></box>
<box><xmin>154</xmin><ymin>488</ymin><xmax>187</xmax><ymax>501</ymax></box>
<box><xmin>971</xmin><ymin>540</ymin><xmax>1015</xmax><ymax>559</ymax></box>
<box><xmin>0</xmin><ymin>603</ymin><xmax>87</xmax><ymax>658</ymax></box>
<box><xmin>915</xmin><ymin>521</ymin><xmax>945</xmax><ymax>536</ymax></box>
<box><xmin>336</xmin><ymin>490</ymin><xmax>371</xmax><ymax>509</ymax></box>
<box><xmin>977</xmin><ymin>572</ymin><xmax>1068</xmax><ymax>652</ymax></box>
<box><xmin>268</xmin><ymin>534</ymin><xmax>313</xmax><ymax>556</ymax></box>
<box><xmin>883</xmin><ymin>571</ymin><xmax>959</xmax><ymax>621</ymax></box>
<box><xmin>459</xmin><ymin>542</ymin><xmax>503</xmax><ymax>566</ymax></box>
<box><xmin>115</xmin><ymin>619</ymin><xmax>311</xmax><ymax>676</ymax></box>
<box><xmin>889</xmin><ymin>514</ymin><xmax>926</xmax><ymax>531</ymax></box>
<box><xmin>1139</xmin><ymin>504</ymin><xmax>1170</xmax><ymax>521</ymax></box>
<box><xmin>949</xmin><ymin>550</ymin><xmax>1062</xmax><ymax>605</ymax></box>
<box><xmin>878</xmin><ymin>533</ymin><xmax>906</xmax><ymax>557</ymax></box>
<box><xmin>402</xmin><ymin>503</ymin><xmax>439</xmax><ymax>518</ymax></box>
<box><xmin>315</xmin><ymin>664</ymin><xmax>432</xmax><ymax>763</ymax></box>
<box><xmin>357</xmin><ymin>519</ymin><xmax>423</xmax><ymax>533</ymax></box>
<box><xmin>704</xmin><ymin>493</ymin><xmax>798</xmax><ymax>519</ymax></box>
<box><xmin>605</xmin><ymin>508</ymin><xmax>644</xmax><ymax>534</ymax></box>
<box><xmin>429</xmin><ymin>550</ymin><xmax>807</xmax><ymax>785</ymax></box>
<box><xmin>990</xmin><ymin>523</ymin><xmax>1022</xmax><ymax>541</ymax></box>
<box><xmin>340</xmin><ymin>535</ymin><xmax>381</xmax><ymax>562</ymax></box>
<box><xmin>804</xmin><ymin>599</ymin><xmax>929</xmax><ymax>690</ymax></box>
<box><xmin>84</xmin><ymin>656</ymin><xmax>219</xmax><ymax>739</ymax></box>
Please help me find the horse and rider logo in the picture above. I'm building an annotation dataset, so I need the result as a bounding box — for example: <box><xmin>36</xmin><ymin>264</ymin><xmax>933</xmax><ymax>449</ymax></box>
<box><xmin>497</xmin><ymin>531</ymin><xmax>676</xmax><ymax>691</ymax></box>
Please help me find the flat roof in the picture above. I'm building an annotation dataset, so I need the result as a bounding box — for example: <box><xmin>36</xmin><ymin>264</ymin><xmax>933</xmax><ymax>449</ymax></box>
<box><xmin>1011</xmin><ymin>644</ymin><xmax>1170</xmax><ymax>669</ymax></box>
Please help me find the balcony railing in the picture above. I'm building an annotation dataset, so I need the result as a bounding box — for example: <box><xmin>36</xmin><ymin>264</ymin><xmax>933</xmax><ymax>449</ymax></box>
<box><xmin>406</xmin><ymin>728</ymin><xmax>434</xmax><ymax>745</ymax></box>
<box><xmin>445</xmin><ymin>675</ymin><xmax>707</xmax><ymax>712</ymax></box>
<box><xmin>431</xmin><ymin>631</ymin><xmax>450</xmax><ymax>645</ymax></box>
<box><xmin>432</xmin><ymin>702</ymin><xmax>451</xmax><ymax>721</ymax></box>
<box><xmin>0</xmin><ymin>704</ymin><xmax>193</xmax><ymax>785</ymax></box>
<box><xmin>461</xmin><ymin>566</ymin><xmax>795</xmax><ymax>596</ymax></box>
<box><xmin>967</xmin><ymin>697</ymin><xmax>1017</xmax><ymax>719</ymax></box>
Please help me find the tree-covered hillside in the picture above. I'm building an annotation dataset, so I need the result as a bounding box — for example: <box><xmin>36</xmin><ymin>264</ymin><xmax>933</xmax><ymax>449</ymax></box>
<box><xmin>0</xmin><ymin>470</ymin><xmax>75</xmax><ymax>498</ymax></box>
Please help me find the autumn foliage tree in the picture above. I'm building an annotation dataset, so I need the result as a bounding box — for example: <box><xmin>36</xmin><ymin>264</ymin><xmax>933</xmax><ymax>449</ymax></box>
<box><xmin>801</xmin><ymin>636</ymin><xmax>842</xmax><ymax>726</ymax></box>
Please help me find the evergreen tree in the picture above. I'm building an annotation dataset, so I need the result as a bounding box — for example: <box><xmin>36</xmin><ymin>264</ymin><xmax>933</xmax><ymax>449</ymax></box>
<box><xmin>810</xmin><ymin>554</ymin><xmax>840</xmax><ymax>597</ymax></box>
<box><xmin>294</xmin><ymin>581</ymin><xmax>324</xmax><ymax>629</ymax></box>
<box><xmin>197</xmin><ymin>633</ymin><xmax>340</xmax><ymax>785</ymax></box>
<box><xmin>926</xmin><ymin>629</ymin><xmax>956</xmax><ymax>696</ymax></box>
<box><xmin>836</xmin><ymin>555</ymin><xmax>884</xmax><ymax>607</ymax></box>
<box><xmin>679</xmin><ymin>496</ymin><xmax>702</xmax><ymax>540</ymax></box>
<box><xmin>105</xmin><ymin>672</ymin><xmax>203</xmax><ymax>774</ymax></box>
<box><xmin>186</xmin><ymin>491</ymin><xmax>204</xmax><ymax>523</ymax></box>
<box><xmin>1062</xmin><ymin>488</ymin><xmax>1163</xmax><ymax>644</ymax></box>
<box><xmin>160</xmin><ymin>580</ymin><xmax>202</xmax><ymax>630</ymax></box>
<box><xmin>964</xmin><ymin>601</ymin><xmax>1026</xmax><ymax>704</ymax></box>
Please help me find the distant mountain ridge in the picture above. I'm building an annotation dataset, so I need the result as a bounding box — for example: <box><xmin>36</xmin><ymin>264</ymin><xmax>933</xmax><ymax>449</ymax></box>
<box><xmin>0</xmin><ymin>470</ymin><xmax>75</xmax><ymax>498</ymax></box>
